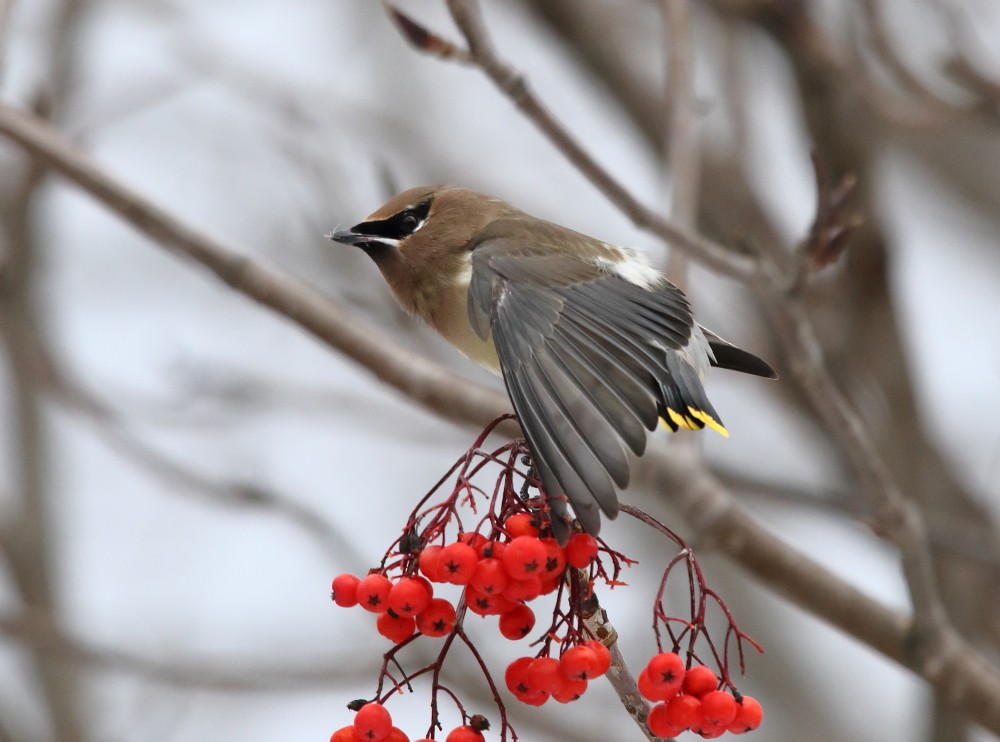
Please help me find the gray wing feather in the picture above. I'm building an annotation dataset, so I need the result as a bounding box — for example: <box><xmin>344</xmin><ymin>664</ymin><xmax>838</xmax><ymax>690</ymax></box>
<box><xmin>469</xmin><ymin>238</ymin><xmax>698</xmax><ymax>537</ymax></box>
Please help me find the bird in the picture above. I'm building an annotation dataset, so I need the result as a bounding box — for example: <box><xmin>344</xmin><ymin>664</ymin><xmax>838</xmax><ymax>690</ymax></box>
<box><xmin>329</xmin><ymin>185</ymin><xmax>775</xmax><ymax>542</ymax></box>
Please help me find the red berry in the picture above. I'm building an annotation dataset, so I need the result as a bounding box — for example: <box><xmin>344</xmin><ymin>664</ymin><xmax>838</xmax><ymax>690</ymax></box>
<box><xmin>439</xmin><ymin>542</ymin><xmax>480</xmax><ymax>585</ymax></box>
<box><xmin>551</xmin><ymin>676</ymin><xmax>588</xmax><ymax>703</ymax></box>
<box><xmin>505</xmin><ymin>656</ymin><xmax>534</xmax><ymax>695</ymax></box>
<box><xmin>465</xmin><ymin>586</ymin><xmax>504</xmax><ymax>616</ymax></box>
<box><xmin>387</xmin><ymin>577</ymin><xmax>432</xmax><ymax>618</ymax></box>
<box><xmin>701</xmin><ymin>690</ymin><xmax>738</xmax><ymax>727</ymax></box>
<box><xmin>329</xmin><ymin>727</ymin><xmax>358</xmax><ymax>742</ymax></box>
<box><xmin>694</xmin><ymin>723</ymin><xmax>725</xmax><ymax>739</ymax></box>
<box><xmin>526</xmin><ymin>657</ymin><xmax>565</xmax><ymax>694</ymax></box>
<box><xmin>647</xmin><ymin>702</ymin><xmax>684</xmax><ymax>738</ymax></box>
<box><xmin>383</xmin><ymin>729</ymin><xmax>409</xmax><ymax>742</ymax></box>
<box><xmin>502</xmin><ymin>536</ymin><xmax>547</xmax><ymax>579</ymax></box>
<box><xmin>665</xmin><ymin>693</ymin><xmax>702</xmax><ymax>730</ymax></box>
<box><xmin>501</xmin><ymin>576</ymin><xmax>542</xmax><ymax>602</ymax></box>
<box><xmin>637</xmin><ymin>668</ymin><xmax>677</xmax><ymax>702</ymax></box>
<box><xmin>505</xmin><ymin>656</ymin><xmax>549</xmax><ymax>705</ymax></box>
<box><xmin>331</xmin><ymin>574</ymin><xmax>361</xmax><ymax>608</ymax></box>
<box><xmin>646</xmin><ymin>652</ymin><xmax>685</xmax><ymax>695</ymax></box>
<box><xmin>418</xmin><ymin>545</ymin><xmax>445</xmax><ymax>582</ymax></box>
<box><xmin>559</xmin><ymin>645</ymin><xmax>602</xmax><ymax>680</ymax></box>
<box><xmin>356</xmin><ymin>574</ymin><xmax>392</xmax><ymax>613</ymax></box>
<box><xmin>504</xmin><ymin>513</ymin><xmax>539</xmax><ymax>538</ymax></box>
<box><xmin>479</xmin><ymin>539</ymin><xmax>506</xmax><ymax>560</ymax></box>
<box><xmin>415</xmin><ymin>598</ymin><xmax>456</xmax><ymax>637</ymax></box>
<box><xmin>538</xmin><ymin>575</ymin><xmax>561</xmax><ymax>595</ymax></box>
<box><xmin>682</xmin><ymin>665</ymin><xmax>718</xmax><ymax>697</ymax></box>
<box><xmin>498</xmin><ymin>603</ymin><xmax>535</xmax><ymax>640</ymax></box>
<box><xmin>582</xmin><ymin>640</ymin><xmax>612</xmax><ymax>674</ymax></box>
<box><xmin>376</xmin><ymin>611</ymin><xmax>416</xmax><ymax>643</ymax></box>
<box><xmin>539</xmin><ymin>537</ymin><xmax>567</xmax><ymax>578</ymax></box>
<box><xmin>564</xmin><ymin>533</ymin><xmax>599</xmax><ymax>568</ymax></box>
<box><xmin>445</xmin><ymin>726</ymin><xmax>484</xmax><ymax>742</ymax></box>
<box><xmin>727</xmin><ymin>695</ymin><xmax>763</xmax><ymax>733</ymax></box>
<box><xmin>354</xmin><ymin>702</ymin><xmax>392</xmax><ymax>741</ymax></box>
<box><xmin>470</xmin><ymin>558</ymin><xmax>509</xmax><ymax>595</ymax></box>
<box><xmin>459</xmin><ymin>532</ymin><xmax>489</xmax><ymax>553</ymax></box>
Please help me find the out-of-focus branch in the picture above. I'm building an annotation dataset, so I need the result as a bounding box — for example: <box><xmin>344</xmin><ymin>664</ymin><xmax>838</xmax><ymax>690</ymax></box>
<box><xmin>0</xmin><ymin>121</ymin><xmax>87</xmax><ymax>742</ymax></box>
<box><xmin>0</xmin><ymin>608</ymin><xmax>346</xmax><ymax>691</ymax></box>
<box><xmin>3</xmin><ymin>97</ymin><xmax>1000</xmax><ymax>731</ymax></box>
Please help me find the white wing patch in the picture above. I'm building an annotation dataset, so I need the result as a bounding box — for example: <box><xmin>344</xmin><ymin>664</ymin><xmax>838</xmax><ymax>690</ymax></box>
<box><xmin>593</xmin><ymin>248</ymin><xmax>664</xmax><ymax>289</ymax></box>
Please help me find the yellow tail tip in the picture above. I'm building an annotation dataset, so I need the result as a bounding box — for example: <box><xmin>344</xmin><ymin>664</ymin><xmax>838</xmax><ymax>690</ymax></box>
<box><xmin>688</xmin><ymin>407</ymin><xmax>729</xmax><ymax>438</ymax></box>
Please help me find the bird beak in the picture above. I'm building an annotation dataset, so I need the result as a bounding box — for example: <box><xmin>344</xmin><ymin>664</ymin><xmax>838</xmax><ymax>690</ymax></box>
<box><xmin>327</xmin><ymin>226</ymin><xmax>399</xmax><ymax>259</ymax></box>
<box><xmin>328</xmin><ymin>228</ymin><xmax>373</xmax><ymax>248</ymax></box>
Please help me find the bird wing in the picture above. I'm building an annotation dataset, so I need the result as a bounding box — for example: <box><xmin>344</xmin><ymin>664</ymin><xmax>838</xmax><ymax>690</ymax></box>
<box><xmin>468</xmin><ymin>235</ymin><xmax>716</xmax><ymax>539</ymax></box>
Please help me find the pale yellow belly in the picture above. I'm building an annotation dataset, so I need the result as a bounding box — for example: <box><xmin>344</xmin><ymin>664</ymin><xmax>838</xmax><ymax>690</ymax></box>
<box><xmin>426</xmin><ymin>281</ymin><xmax>501</xmax><ymax>375</ymax></box>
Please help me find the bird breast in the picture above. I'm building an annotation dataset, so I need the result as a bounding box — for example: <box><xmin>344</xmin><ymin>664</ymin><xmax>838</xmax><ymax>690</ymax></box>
<box><xmin>422</xmin><ymin>260</ymin><xmax>502</xmax><ymax>375</ymax></box>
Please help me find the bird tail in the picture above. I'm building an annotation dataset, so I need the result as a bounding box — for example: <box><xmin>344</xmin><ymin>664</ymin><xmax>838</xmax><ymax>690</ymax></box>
<box><xmin>700</xmin><ymin>327</ymin><xmax>777</xmax><ymax>379</ymax></box>
<box><xmin>658</xmin><ymin>353</ymin><xmax>730</xmax><ymax>438</ymax></box>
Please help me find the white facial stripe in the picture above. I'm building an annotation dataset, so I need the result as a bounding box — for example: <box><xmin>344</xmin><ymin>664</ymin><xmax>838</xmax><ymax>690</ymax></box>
<box><xmin>593</xmin><ymin>249</ymin><xmax>664</xmax><ymax>289</ymax></box>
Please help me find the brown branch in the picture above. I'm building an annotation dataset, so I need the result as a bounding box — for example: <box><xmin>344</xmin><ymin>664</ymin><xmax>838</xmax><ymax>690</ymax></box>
<box><xmin>0</xmin><ymin>115</ymin><xmax>87</xmax><ymax>742</ymax></box>
<box><xmin>3</xmin><ymin>95</ymin><xmax>1000</xmax><ymax>731</ymax></box>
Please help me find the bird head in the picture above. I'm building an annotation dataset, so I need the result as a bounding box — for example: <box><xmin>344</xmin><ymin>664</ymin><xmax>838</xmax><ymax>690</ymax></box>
<box><xmin>329</xmin><ymin>185</ymin><xmax>517</xmax><ymax>314</ymax></box>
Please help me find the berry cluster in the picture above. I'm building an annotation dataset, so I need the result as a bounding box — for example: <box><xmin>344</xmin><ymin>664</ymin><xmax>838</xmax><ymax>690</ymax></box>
<box><xmin>637</xmin><ymin>653</ymin><xmax>763</xmax><ymax>738</ymax></box>
<box><xmin>328</xmin><ymin>419</ymin><xmax>764</xmax><ymax>741</ymax></box>
<box><xmin>331</xmin><ymin>514</ymin><xmax>601</xmax><ymax>647</ymax></box>
<box><xmin>504</xmin><ymin>640</ymin><xmax>612</xmax><ymax>706</ymax></box>
<box><xmin>330</xmin><ymin>702</ymin><xmax>487</xmax><ymax>742</ymax></box>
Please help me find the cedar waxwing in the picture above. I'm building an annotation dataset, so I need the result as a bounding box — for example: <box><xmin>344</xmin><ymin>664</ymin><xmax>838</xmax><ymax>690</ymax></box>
<box><xmin>330</xmin><ymin>185</ymin><xmax>775</xmax><ymax>541</ymax></box>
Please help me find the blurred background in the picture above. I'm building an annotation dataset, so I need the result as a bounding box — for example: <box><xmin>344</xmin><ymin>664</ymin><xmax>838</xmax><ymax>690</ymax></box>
<box><xmin>1</xmin><ymin>0</ymin><xmax>999</xmax><ymax>740</ymax></box>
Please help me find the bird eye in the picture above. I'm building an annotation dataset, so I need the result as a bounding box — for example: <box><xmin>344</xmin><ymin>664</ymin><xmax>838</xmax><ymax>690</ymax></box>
<box><xmin>400</xmin><ymin>212</ymin><xmax>419</xmax><ymax>233</ymax></box>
